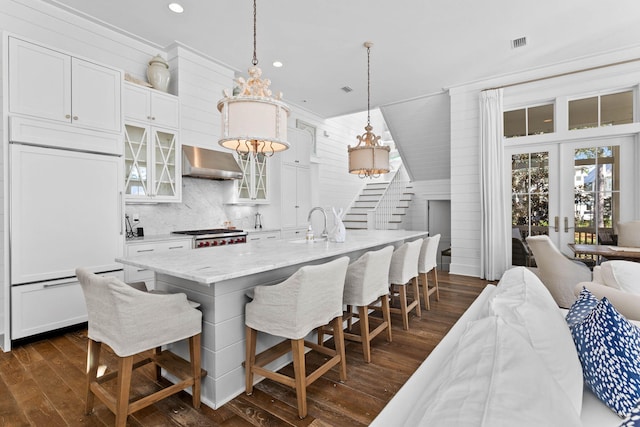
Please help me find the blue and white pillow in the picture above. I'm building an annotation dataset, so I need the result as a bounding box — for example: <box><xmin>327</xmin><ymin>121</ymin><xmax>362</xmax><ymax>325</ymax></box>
<box><xmin>566</xmin><ymin>287</ymin><xmax>599</xmax><ymax>329</ymax></box>
<box><xmin>620</xmin><ymin>405</ymin><xmax>640</xmax><ymax>426</ymax></box>
<box><xmin>571</xmin><ymin>297</ymin><xmax>640</xmax><ymax>417</ymax></box>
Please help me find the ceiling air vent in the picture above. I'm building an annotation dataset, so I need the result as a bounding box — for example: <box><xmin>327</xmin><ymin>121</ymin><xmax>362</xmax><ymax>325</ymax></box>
<box><xmin>511</xmin><ymin>37</ymin><xmax>527</xmax><ymax>49</ymax></box>
<box><xmin>341</xmin><ymin>86</ymin><xmax>353</xmax><ymax>93</ymax></box>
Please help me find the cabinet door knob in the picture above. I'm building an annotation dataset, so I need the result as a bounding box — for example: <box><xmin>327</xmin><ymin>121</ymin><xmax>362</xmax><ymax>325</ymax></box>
<box><xmin>151</xmin><ymin>116</ymin><xmax>156</xmax><ymax>120</ymax></box>
<box><xmin>73</xmin><ymin>116</ymin><xmax>78</xmax><ymax>120</ymax></box>
<box><xmin>147</xmin><ymin>116</ymin><xmax>152</xmax><ymax>120</ymax></box>
<box><xmin>65</xmin><ymin>114</ymin><xmax>71</xmax><ymax>119</ymax></box>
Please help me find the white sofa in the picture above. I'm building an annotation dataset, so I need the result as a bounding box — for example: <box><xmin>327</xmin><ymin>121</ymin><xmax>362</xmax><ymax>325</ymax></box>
<box><xmin>371</xmin><ymin>267</ymin><xmax>631</xmax><ymax>427</ymax></box>
<box><xmin>576</xmin><ymin>260</ymin><xmax>640</xmax><ymax>321</ymax></box>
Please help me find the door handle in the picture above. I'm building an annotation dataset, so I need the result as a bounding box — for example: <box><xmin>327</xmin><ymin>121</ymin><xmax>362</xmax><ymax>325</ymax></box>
<box><xmin>554</xmin><ymin>216</ymin><xmax>559</xmax><ymax>232</ymax></box>
<box><xmin>564</xmin><ymin>217</ymin><xmax>574</xmax><ymax>233</ymax></box>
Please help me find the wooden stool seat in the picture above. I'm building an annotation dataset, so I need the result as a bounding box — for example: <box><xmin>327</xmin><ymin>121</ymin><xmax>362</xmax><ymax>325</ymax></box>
<box><xmin>244</xmin><ymin>257</ymin><xmax>350</xmax><ymax>419</ymax></box>
<box><xmin>76</xmin><ymin>268</ymin><xmax>204</xmax><ymax>427</ymax></box>
<box><xmin>388</xmin><ymin>239</ymin><xmax>423</xmax><ymax>330</ymax></box>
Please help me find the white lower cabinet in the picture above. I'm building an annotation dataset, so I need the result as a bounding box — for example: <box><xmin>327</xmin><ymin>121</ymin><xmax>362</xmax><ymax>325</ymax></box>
<box><xmin>124</xmin><ymin>238</ymin><xmax>192</xmax><ymax>289</ymax></box>
<box><xmin>11</xmin><ymin>270</ymin><xmax>124</xmax><ymax>340</ymax></box>
<box><xmin>246</xmin><ymin>230</ymin><xmax>281</xmax><ymax>242</ymax></box>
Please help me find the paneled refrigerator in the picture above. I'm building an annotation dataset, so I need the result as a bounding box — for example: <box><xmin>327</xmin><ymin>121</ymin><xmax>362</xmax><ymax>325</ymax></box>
<box><xmin>9</xmin><ymin>141</ymin><xmax>124</xmax><ymax>343</ymax></box>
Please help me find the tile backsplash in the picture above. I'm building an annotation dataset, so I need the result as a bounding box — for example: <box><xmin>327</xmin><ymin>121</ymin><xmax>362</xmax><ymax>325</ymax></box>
<box><xmin>126</xmin><ymin>177</ymin><xmax>258</xmax><ymax>235</ymax></box>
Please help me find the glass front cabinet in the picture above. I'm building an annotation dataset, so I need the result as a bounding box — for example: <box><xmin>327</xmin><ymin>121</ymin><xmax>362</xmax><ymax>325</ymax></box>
<box><xmin>123</xmin><ymin>83</ymin><xmax>180</xmax><ymax>203</ymax></box>
<box><xmin>235</xmin><ymin>152</ymin><xmax>269</xmax><ymax>203</ymax></box>
<box><xmin>124</xmin><ymin>123</ymin><xmax>180</xmax><ymax>202</ymax></box>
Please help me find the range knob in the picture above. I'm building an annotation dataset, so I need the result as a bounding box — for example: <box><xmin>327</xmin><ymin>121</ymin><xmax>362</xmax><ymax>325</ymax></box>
<box><xmin>197</xmin><ymin>241</ymin><xmax>204</xmax><ymax>248</ymax></box>
<box><xmin>204</xmin><ymin>241</ymin><xmax>210</xmax><ymax>247</ymax></box>
<box><xmin>219</xmin><ymin>240</ymin><xmax>226</xmax><ymax>245</ymax></box>
<box><xmin>212</xmin><ymin>241</ymin><xmax>218</xmax><ymax>246</ymax></box>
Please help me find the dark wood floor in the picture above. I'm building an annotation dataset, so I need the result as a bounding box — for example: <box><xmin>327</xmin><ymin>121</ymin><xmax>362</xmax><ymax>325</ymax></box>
<box><xmin>0</xmin><ymin>271</ymin><xmax>490</xmax><ymax>426</ymax></box>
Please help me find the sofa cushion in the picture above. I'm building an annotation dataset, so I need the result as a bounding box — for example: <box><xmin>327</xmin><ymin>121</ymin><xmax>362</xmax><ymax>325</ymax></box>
<box><xmin>566</xmin><ymin>287</ymin><xmax>599</xmax><ymax>329</ymax></box>
<box><xmin>489</xmin><ymin>267</ymin><xmax>583</xmax><ymax>414</ymax></box>
<box><xmin>571</xmin><ymin>297</ymin><xmax>640</xmax><ymax>417</ymax></box>
<box><xmin>405</xmin><ymin>316</ymin><xmax>582</xmax><ymax>426</ymax></box>
<box><xmin>600</xmin><ymin>261</ymin><xmax>640</xmax><ymax>294</ymax></box>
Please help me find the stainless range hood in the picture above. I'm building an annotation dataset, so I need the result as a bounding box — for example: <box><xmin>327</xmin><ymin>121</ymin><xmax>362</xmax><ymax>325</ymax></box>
<box><xmin>182</xmin><ymin>145</ymin><xmax>243</xmax><ymax>180</ymax></box>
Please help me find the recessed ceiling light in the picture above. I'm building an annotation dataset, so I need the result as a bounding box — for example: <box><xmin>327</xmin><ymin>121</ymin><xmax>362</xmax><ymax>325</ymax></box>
<box><xmin>168</xmin><ymin>3</ymin><xmax>184</xmax><ymax>13</ymax></box>
<box><xmin>272</xmin><ymin>61</ymin><xmax>283</xmax><ymax>68</ymax></box>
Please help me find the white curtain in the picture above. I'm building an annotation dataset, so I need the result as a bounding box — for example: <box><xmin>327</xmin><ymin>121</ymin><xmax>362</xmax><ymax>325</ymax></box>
<box><xmin>479</xmin><ymin>89</ymin><xmax>509</xmax><ymax>280</ymax></box>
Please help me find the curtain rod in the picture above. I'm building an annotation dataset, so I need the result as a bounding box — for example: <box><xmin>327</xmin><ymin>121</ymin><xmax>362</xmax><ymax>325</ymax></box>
<box><xmin>483</xmin><ymin>56</ymin><xmax>640</xmax><ymax>92</ymax></box>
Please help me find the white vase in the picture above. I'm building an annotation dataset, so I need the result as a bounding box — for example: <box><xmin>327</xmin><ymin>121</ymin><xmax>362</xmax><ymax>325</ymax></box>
<box><xmin>147</xmin><ymin>54</ymin><xmax>170</xmax><ymax>92</ymax></box>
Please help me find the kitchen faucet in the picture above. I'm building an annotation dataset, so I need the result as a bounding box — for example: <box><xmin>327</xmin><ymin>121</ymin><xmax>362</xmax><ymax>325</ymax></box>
<box><xmin>307</xmin><ymin>207</ymin><xmax>329</xmax><ymax>240</ymax></box>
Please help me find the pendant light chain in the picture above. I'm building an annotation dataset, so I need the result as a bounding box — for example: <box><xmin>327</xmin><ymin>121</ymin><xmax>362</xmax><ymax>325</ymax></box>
<box><xmin>252</xmin><ymin>0</ymin><xmax>258</xmax><ymax>66</ymax></box>
<box><xmin>367</xmin><ymin>44</ymin><xmax>371</xmax><ymax>127</ymax></box>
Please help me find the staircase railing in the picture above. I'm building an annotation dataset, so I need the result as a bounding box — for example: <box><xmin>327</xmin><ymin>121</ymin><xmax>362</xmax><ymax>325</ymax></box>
<box><xmin>367</xmin><ymin>164</ymin><xmax>410</xmax><ymax>229</ymax></box>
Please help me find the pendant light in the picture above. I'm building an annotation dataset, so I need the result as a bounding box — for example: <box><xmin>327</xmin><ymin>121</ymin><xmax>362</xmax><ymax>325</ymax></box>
<box><xmin>217</xmin><ymin>0</ymin><xmax>290</xmax><ymax>157</ymax></box>
<box><xmin>348</xmin><ymin>41</ymin><xmax>390</xmax><ymax>178</ymax></box>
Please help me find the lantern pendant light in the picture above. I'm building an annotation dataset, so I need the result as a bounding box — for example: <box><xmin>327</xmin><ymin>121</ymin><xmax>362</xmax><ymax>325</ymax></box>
<box><xmin>348</xmin><ymin>41</ymin><xmax>390</xmax><ymax>178</ymax></box>
<box><xmin>217</xmin><ymin>0</ymin><xmax>290</xmax><ymax>157</ymax></box>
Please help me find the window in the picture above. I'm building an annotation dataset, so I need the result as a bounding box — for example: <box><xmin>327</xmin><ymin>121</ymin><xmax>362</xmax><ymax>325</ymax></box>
<box><xmin>569</xmin><ymin>90</ymin><xmax>633</xmax><ymax>130</ymax></box>
<box><xmin>504</xmin><ymin>104</ymin><xmax>554</xmax><ymax>138</ymax></box>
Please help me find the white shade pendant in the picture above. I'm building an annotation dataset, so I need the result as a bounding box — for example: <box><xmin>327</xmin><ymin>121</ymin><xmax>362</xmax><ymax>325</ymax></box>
<box><xmin>217</xmin><ymin>0</ymin><xmax>290</xmax><ymax>157</ymax></box>
<box><xmin>348</xmin><ymin>42</ymin><xmax>390</xmax><ymax>178</ymax></box>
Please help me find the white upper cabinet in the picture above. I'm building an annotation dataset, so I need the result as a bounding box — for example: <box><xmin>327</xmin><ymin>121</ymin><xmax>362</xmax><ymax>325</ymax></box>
<box><xmin>282</xmin><ymin>127</ymin><xmax>312</xmax><ymax>166</ymax></box>
<box><xmin>235</xmin><ymin>153</ymin><xmax>270</xmax><ymax>204</ymax></box>
<box><xmin>124</xmin><ymin>82</ymin><xmax>179</xmax><ymax>129</ymax></box>
<box><xmin>8</xmin><ymin>37</ymin><xmax>121</xmax><ymax>133</ymax></box>
<box><xmin>123</xmin><ymin>82</ymin><xmax>181</xmax><ymax>203</ymax></box>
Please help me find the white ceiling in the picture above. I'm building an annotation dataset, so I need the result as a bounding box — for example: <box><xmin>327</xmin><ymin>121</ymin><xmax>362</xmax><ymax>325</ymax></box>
<box><xmin>42</xmin><ymin>0</ymin><xmax>640</xmax><ymax>119</ymax></box>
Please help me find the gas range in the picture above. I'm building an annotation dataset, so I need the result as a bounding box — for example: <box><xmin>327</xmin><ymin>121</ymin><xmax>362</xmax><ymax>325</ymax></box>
<box><xmin>172</xmin><ymin>228</ymin><xmax>248</xmax><ymax>248</ymax></box>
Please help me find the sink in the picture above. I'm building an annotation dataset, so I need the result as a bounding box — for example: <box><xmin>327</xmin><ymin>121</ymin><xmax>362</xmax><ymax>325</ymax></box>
<box><xmin>288</xmin><ymin>239</ymin><xmax>326</xmax><ymax>244</ymax></box>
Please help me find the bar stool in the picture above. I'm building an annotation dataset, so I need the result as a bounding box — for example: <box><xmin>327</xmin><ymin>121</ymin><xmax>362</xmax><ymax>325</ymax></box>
<box><xmin>319</xmin><ymin>246</ymin><xmax>394</xmax><ymax>363</ymax></box>
<box><xmin>76</xmin><ymin>268</ymin><xmax>204</xmax><ymax>427</ymax></box>
<box><xmin>389</xmin><ymin>239</ymin><xmax>423</xmax><ymax>330</ymax></box>
<box><xmin>244</xmin><ymin>257</ymin><xmax>350</xmax><ymax>419</ymax></box>
<box><xmin>418</xmin><ymin>234</ymin><xmax>441</xmax><ymax>310</ymax></box>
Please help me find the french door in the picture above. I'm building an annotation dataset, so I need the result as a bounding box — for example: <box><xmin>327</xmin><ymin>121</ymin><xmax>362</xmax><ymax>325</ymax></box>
<box><xmin>507</xmin><ymin>135</ymin><xmax>635</xmax><ymax>259</ymax></box>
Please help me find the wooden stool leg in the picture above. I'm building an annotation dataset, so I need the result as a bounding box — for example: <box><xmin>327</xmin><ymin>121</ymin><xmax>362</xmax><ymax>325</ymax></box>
<box><xmin>85</xmin><ymin>339</ymin><xmax>101</xmax><ymax>414</ymax></box>
<box><xmin>291</xmin><ymin>338</ymin><xmax>307</xmax><ymax>419</ymax></box>
<box><xmin>346</xmin><ymin>305</ymin><xmax>353</xmax><ymax>331</ymax></box>
<box><xmin>189</xmin><ymin>334</ymin><xmax>202</xmax><ymax>408</ymax></box>
<box><xmin>433</xmin><ymin>268</ymin><xmax>440</xmax><ymax>301</ymax></box>
<box><xmin>412</xmin><ymin>277</ymin><xmax>421</xmax><ymax>317</ymax></box>
<box><xmin>358</xmin><ymin>306</ymin><xmax>371</xmax><ymax>363</ymax></box>
<box><xmin>115</xmin><ymin>356</ymin><xmax>134</xmax><ymax>427</ymax></box>
<box><xmin>332</xmin><ymin>316</ymin><xmax>348</xmax><ymax>381</ymax></box>
<box><xmin>399</xmin><ymin>285</ymin><xmax>409</xmax><ymax>330</ymax></box>
<box><xmin>381</xmin><ymin>295</ymin><xmax>392</xmax><ymax>342</ymax></box>
<box><xmin>153</xmin><ymin>346</ymin><xmax>162</xmax><ymax>380</ymax></box>
<box><xmin>317</xmin><ymin>325</ymin><xmax>325</xmax><ymax>346</ymax></box>
<box><xmin>422</xmin><ymin>272</ymin><xmax>431</xmax><ymax>310</ymax></box>
<box><xmin>245</xmin><ymin>326</ymin><xmax>257</xmax><ymax>395</ymax></box>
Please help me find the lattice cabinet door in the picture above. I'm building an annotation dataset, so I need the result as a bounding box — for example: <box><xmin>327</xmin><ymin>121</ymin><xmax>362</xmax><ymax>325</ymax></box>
<box><xmin>152</xmin><ymin>128</ymin><xmax>180</xmax><ymax>202</ymax></box>
<box><xmin>234</xmin><ymin>152</ymin><xmax>270</xmax><ymax>203</ymax></box>
<box><xmin>124</xmin><ymin>123</ymin><xmax>150</xmax><ymax>200</ymax></box>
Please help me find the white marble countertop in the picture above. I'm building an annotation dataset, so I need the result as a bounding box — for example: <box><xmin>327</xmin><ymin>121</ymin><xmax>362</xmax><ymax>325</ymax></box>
<box><xmin>117</xmin><ymin>230</ymin><xmax>427</xmax><ymax>285</ymax></box>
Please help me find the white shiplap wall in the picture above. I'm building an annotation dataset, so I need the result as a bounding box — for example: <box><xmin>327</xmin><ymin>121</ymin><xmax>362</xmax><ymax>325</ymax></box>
<box><xmin>448</xmin><ymin>44</ymin><xmax>640</xmax><ymax>279</ymax></box>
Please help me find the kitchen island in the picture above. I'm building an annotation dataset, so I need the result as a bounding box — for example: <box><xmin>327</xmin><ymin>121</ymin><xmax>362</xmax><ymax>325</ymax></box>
<box><xmin>116</xmin><ymin>229</ymin><xmax>427</xmax><ymax>409</ymax></box>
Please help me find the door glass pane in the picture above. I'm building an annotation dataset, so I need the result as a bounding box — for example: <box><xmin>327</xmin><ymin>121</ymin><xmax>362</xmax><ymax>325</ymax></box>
<box><xmin>569</xmin><ymin>97</ymin><xmax>598</xmax><ymax>130</ymax></box>
<box><xmin>504</xmin><ymin>109</ymin><xmax>526</xmax><ymax>138</ymax></box>
<box><xmin>124</xmin><ymin>124</ymin><xmax>148</xmax><ymax>196</ymax></box>
<box><xmin>573</xmin><ymin>146</ymin><xmax>619</xmax><ymax>247</ymax></box>
<box><xmin>512</xmin><ymin>151</ymin><xmax>549</xmax><ymax>239</ymax></box>
<box><xmin>528</xmin><ymin>104</ymin><xmax>554</xmax><ymax>135</ymax></box>
<box><xmin>601</xmin><ymin>91</ymin><xmax>633</xmax><ymax>126</ymax></box>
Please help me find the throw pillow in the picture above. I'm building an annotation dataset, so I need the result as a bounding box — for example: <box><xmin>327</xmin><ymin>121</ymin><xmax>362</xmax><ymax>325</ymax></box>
<box><xmin>617</xmin><ymin>221</ymin><xmax>640</xmax><ymax>248</ymax></box>
<box><xmin>566</xmin><ymin>287</ymin><xmax>599</xmax><ymax>329</ymax></box>
<box><xmin>620</xmin><ymin>405</ymin><xmax>640</xmax><ymax>427</ymax></box>
<box><xmin>571</xmin><ymin>297</ymin><xmax>640</xmax><ymax>417</ymax></box>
